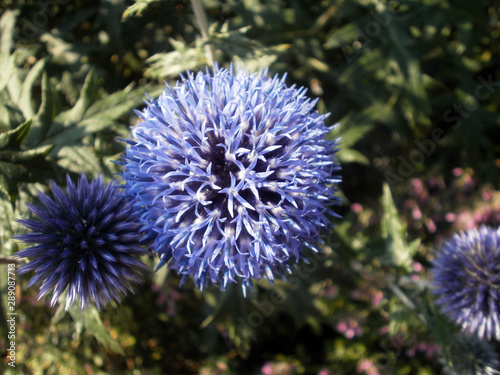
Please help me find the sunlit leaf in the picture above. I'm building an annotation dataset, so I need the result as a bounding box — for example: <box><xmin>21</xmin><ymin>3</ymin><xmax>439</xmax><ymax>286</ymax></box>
<box><xmin>123</xmin><ymin>0</ymin><xmax>162</xmax><ymax>19</ymax></box>
<box><xmin>0</xmin><ymin>121</ymin><xmax>55</xmax><ymax>203</ymax></box>
<box><xmin>0</xmin><ymin>9</ymin><xmax>18</xmax><ymax>55</ymax></box>
<box><xmin>380</xmin><ymin>183</ymin><xmax>419</xmax><ymax>270</ymax></box>
<box><xmin>68</xmin><ymin>304</ymin><xmax>126</xmax><ymax>356</ymax></box>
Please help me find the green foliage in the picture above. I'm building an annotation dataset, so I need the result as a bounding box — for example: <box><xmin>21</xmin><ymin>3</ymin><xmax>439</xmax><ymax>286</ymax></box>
<box><xmin>67</xmin><ymin>304</ymin><xmax>126</xmax><ymax>356</ymax></box>
<box><xmin>0</xmin><ymin>120</ymin><xmax>54</xmax><ymax>203</ymax></box>
<box><xmin>123</xmin><ymin>0</ymin><xmax>163</xmax><ymax>19</ymax></box>
<box><xmin>145</xmin><ymin>38</ymin><xmax>209</xmax><ymax>79</ymax></box>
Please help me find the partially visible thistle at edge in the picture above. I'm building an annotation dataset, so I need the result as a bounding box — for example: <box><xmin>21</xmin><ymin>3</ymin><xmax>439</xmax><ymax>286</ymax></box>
<box><xmin>15</xmin><ymin>174</ymin><xmax>147</xmax><ymax>310</ymax></box>
<box><xmin>432</xmin><ymin>226</ymin><xmax>500</xmax><ymax>340</ymax></box>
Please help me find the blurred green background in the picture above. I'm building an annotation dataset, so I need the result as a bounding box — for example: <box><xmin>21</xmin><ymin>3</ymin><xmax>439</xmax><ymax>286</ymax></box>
<box><xmin>0</xmin><ymin>0</ymin><xmax>499</xmax><ymax>374</ymax></box>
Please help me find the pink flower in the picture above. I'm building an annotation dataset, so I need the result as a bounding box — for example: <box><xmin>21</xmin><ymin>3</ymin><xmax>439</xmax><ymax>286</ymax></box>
<box><xmin>412</xmin><ymin>206</ymin><xmax>422</xmax><ymax>220</ymax></box>
<box><xmin>406</xmin><ymin>346</ymin><xmax>416</xmax><ymax>357</ymax></box>
<box><xmin>351</xmin><ymin>203</ymin><xmax>364</xmax><ymax>214</ymax></box>
<box><xmin>426</xmin><ymin>219</ymin><xmax>436</xmax><ymax>233</ymax></box>
<box><xmin>337</xmin><ymin>321</ymin><xmax>347</xmax><ymax>333</ymax></box>
<box><xmin>261</xmin><ymin>362</ymin><xmax>274</xmax><ymax>375</ymax></box>
<box><xmin>370</xmin><ymin>290</ymin><xmax>384</xmax><ymax>307</ymax></box>
<box><xmin>412</xmin><ymin>262</ymin><xmax>423</xmax><ymax>273</ymax></box>
<box><xmin>351</xmin><ymin>289</ymin><xmax>362</xmax><ymax>300</ymax></box>
<box><xmin>411</xmin><ymin>178</ymin><xmax>423</xmax><ymax>194</ymax></box>
<box><xmin>378</xmin><ymin>325</ymin><xmax>389</xmax><ymax>335</ymax></box>
<box><xmin>356</xmin><ymin>359</ymin><xmax>380</xmax><ymax>375</ymax></box>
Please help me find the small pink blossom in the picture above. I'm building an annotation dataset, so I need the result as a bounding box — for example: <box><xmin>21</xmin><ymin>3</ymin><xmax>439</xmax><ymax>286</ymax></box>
<box><xmin>426</xmin><ymin>219</ymin><xmax>436</xmax><ymax>233</ymax></box>
<box><xmin>411</xmin><ymin>178</ymin><xmax>423</xmax><ymax>194</ymax></box>
<box><xmin>351</xmin><ymin>289</ymin><xmax>362</xmax><ymax>299</ymax></box>
<box><xmin>337</xmin><ymin>321</ymin><xmax>347</xmax><ymax>332</ymax></box>
<box><xmin>337</xmin><ymin>319</ymin><xmax>363</xmax><ymax>339</ymax></box>
<box><xmin>378</xmin><ymin>325</ymin><xmax>389</xmax><ymax>335</ymax></box>
<box><xmin>261</xmin><ymin>362</ymin><xmax>274</xmax><ymax>375</ymax></box>
<box><xmin>371</xmin><ymin>290</ymin><xmax>383</xmax><ymax>307</ymax></box>
<box><xmin>412</xmin><ymin>206</ymin><xmax>422</xmax><ymax>220</ymax></box>
<box><xmin>412</xmin><ymin>262</ymin><xmax>423</xmax><ymax>273</ymax></box>
<box><xmin>351</xmin><ymin>203</ymin><xmax>363</xmax><ymax>214</ymax></box>
<box><xmin>445</xmin><ymin>212</ymin><xmax>456</xmax><ymax>222</ymax></box>
<box><xmin>356</xmin><ymin>359</ymin><xmax>380</xmax><ymax>375</ymax></box>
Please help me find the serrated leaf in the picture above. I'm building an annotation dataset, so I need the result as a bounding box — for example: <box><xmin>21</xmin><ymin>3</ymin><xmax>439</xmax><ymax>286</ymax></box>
<box><xmin>324</xmin><ymin>22</ymin><xmax>360</xmax><ymax>49</ymax></box>
<box><xmin>405</xmin><ymin>59</ymin><xmax>431</xmax><ymax>132</ymax></box>
<box><xmin>211</xmin><ymin>25</ymin><xmax>287</xmax><ymax>69</ymax></box>
<box><xmin>0</xmin><ymin>121</ymin><xmax>54</xmax><ymax>203</ymax></box>
<box><xmin>51</xmin><ymin>294</ymin><xmax>69</xmax><ymax>325</ymax></box>
<box><xmin>0</xmin><ymin>120</ymin><xmax>31</xmax><ymax>149</ymax></box>
<box><xmin>0</xmin><ymin>9</ymin><xmax>18</xmax><ymax>55</ymax></box>
<box><xmin>145</xmin><ymin>38</ymin><xmax>207</xmax><ymax>79</ymax></box>
<box><xmin>122</xmin><ymin>0</ymin><xmax>161</xmax><ymax>19</ymax></box>
<box><xmin>380</xmin><ymin>183</ymin><xmax>418</xmax><ymax>270</ymax></box>
<box><xmin>26</xmin><ymin>73</ymin><xmax>57</xmax><ymax>147</ymax></box>
<box><xmin>338</xmin><ymin>48</ymin><xmax>385</xmax><ymax>84</ymax></box>
<box><xmin>6</xmin><ymin>62</ymin><xmax>22</xmax><ymax>107</ymax></box>
<box><xmin>337</xmin><ymin>148</ymin><xmax>369</xmax><ymax>164</ymax></box>
<box><xmin>68</xmin><ymin>304</ymin><xmax>125</xmax><ymax>356</ymax></box>
<box><xmin>83</xmin><ymin>83</ymin><xmax>162</xmax><ymax>121</ymax></box>
<box><xmin>43</xmin><ymin>84</ymin><xmax>160</xmax><ymax>151</ymax></box>
<box><xmin>0</xmin><ymin>145</ymin><xmax>55</xmax><ymax>199</ymax></box>
<box><xmin>17</xmin><ymin>58</ymin><xmax>47</xmax><ymax>120</ymax></box>
<box><xmin>0</xmin><ymin>143</ymin><xmax>53</xmax><ymax>163</ymax></box>
<box><xmin>57</xmin><ymin>146</ymin><xmax>103</xmax><ymax>176</ymax></box>
<box><xmin>152</xmin><ymin>260</ymin><xmax>170</xmax><ymax>286</ymax></box>
<box><xmin>40</xmin><ymin>32</ymin><xmax>82</xmax><ymax>66</ymax></box>
<box><xmin>0</xmin><ymin>54</ymin><xmax>15</xmax><ymax>94</ymax></box>
<box><xmin>53</xmin><ymin>69</ymin><xmax>100</xmax><ymax>126</ymax></box>
<box><xmin>337</xmin><ymin>122</ymin><xmax>373</xmax><ymax>146</ymax></box>
<box><xmin>199</xmin><ymin>284</ymin><xmax>257</xmax><ymax>356</ymax></box>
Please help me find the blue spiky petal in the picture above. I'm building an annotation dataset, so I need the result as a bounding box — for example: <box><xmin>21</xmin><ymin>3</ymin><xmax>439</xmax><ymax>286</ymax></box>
<box><xmin>15</xmin><ymin>174</ymin><xmax>147</xmax><ymax>310</ymax></box>
<box><xmin>432</xmin><ymin>226</ymin><xmax>500</xmax><ymax>340</ymax></box>
<box><xmin>121</xmin><ymin>66</ymin><xmax>341</xmax><ymax>293</ymax></box>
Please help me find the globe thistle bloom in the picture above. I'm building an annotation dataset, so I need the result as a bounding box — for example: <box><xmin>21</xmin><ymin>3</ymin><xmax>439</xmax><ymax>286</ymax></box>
<box><xmin>432</xmin><ymin>226</ymin><xmax>500</xmax><ymax>340</ymax></box>
<box><xmin>121</xmin><ymin>66</ymin><xmax>340</xmax><ymax>293</ymax></box>
<box><xmin>15</xmin><ymin>174</ymin><xmax>147</xmax><ymax>310</ymax></box>
<box><xmin>442</xmin><ymin>333</ymin><xmax>500</xmax><ymax>375</ymax></box>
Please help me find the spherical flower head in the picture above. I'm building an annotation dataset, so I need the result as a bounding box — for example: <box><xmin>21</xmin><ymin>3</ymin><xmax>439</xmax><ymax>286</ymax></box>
<box><xmin>15</xmin><ymin>174</ymin><xmax>147</xmax><ymax>310</ymax></box>
<box><xmin>442</xmin><ymin>333</ymin><xmax>500</xmax><ymax>375</ymax></box>
<box><xmin>121</xmin><ymin>66</ymin><xmax>341</xmax><ymax>293</ymax></box>
<box><xmin>432</xmin><ymin>226</ymin><xmax>500</xmax><ymax>340</ymax></box>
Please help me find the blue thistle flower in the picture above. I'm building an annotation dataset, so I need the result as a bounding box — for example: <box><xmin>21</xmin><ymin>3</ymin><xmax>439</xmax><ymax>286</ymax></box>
<box><xmin>15</xmin><ymin>174</ymin><xmax>147</xmax><ymax>310</ymax></box>
<box><xmin>432</xmin><ymin>226</ymin><xmax>500</xmax><ymax>340</ymax></box>
<box><xmin>121</xmin><ymin>66</ymin><xmax>341</xmax><ymax>293</ymax></box>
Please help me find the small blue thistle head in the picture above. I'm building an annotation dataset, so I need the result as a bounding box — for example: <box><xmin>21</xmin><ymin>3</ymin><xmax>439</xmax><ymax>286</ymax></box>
<box><xmin>15</xmin><ymin>174</ymin><xmax>147</xmax><ymax>310</ymax></box>
<box><xmin>121</xmin><ymin>66</ymin><xmax>341</xmax><ymax>293</ymax></box>
<box><xmin>432</xmin><ymin>226</ymin><xmax>500</xmax><ymax>340</ymax></box>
